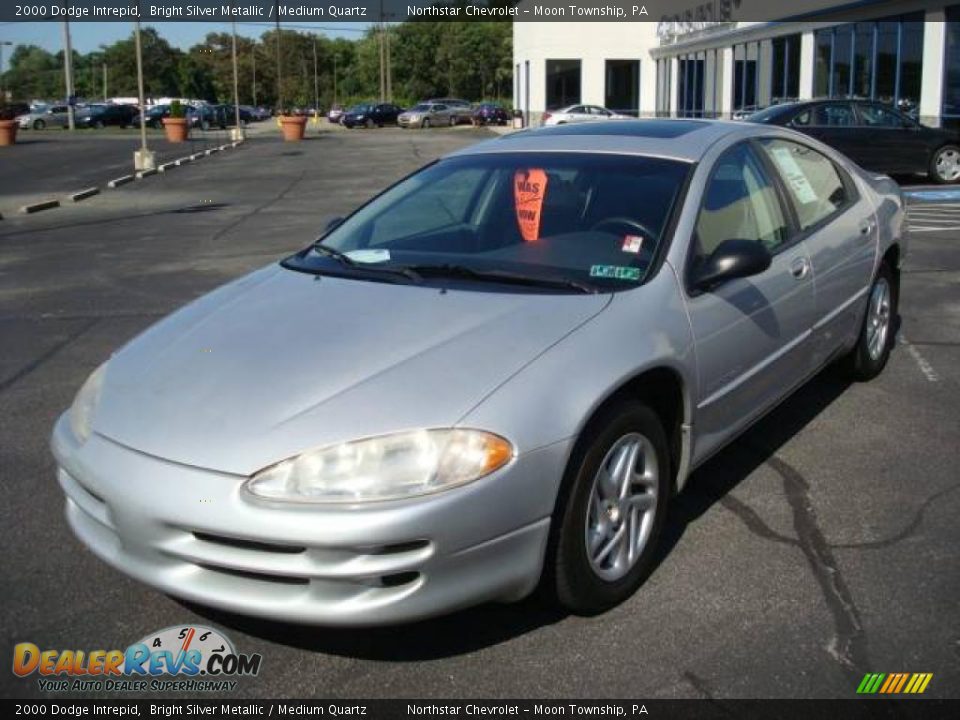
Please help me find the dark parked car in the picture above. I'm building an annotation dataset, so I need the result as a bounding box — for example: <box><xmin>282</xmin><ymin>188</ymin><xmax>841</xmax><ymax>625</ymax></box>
<box><xmin>748</xmin><ymin>99</ymin><xmax>960</xmax><ymax>184</ymax></box>
<box><xmin>472</xmin><ymin>103</ymin><xmax>509</xmax><ymax>126</ymax></box>
<box><xmin>342</xmin><ymin>103</ymin><xmax>403</xmax><ymax>129</ymax></box>
<box><xmin>133</xmin><ymin>104</ymin><xmax>170</xmax><ymax>129</ymax></box>
<box><xmin>76</xmin><ymin>103</ymin><xmax>138</xmax><ymax>129</ymax></box>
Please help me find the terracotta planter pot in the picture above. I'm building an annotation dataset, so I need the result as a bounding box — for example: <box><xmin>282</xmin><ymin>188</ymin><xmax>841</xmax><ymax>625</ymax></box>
<box><xmin>162</xmin><ymin>117</ymin><xmax>189</xmax><ymax>143</ymax></box>
<box><xmin>279</xmin><ymin>115</ymin><xmax>308</xmax><ymax>142</ymax></box>
<box><xmin>0</xmin><ymin>120</ymin><xmax>18</xmax><ymax>147</ymax></box>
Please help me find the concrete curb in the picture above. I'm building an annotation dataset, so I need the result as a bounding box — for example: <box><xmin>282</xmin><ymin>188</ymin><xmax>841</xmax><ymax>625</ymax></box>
<box><xmin>108</xmin><ymin>175</ymin><xmax>135</xmax><ymax>188</ymax></box>
<box><xmin>158</xmin><ymin>162</ymin><xmax>177</xmax><ymax>173</ymax></box>
<box><xmin>204</xmin><ymin>147</ymin><xmax>220</xmax><ymax>156</ymax></box>
<box><xmin>189</xmin><ymin>152</ymin><xmax>204</xmax><ymax>161</ymax></box>
<box><xmin>174</xmin><ymin>156</ymin><xmax>192</xmax><ymax>166</ymax></box>
<box><xmin>135</xmin><ymin>168</ymin><xmax>157</xmax><ymax>179</ymax></box>
<box><xmin>20</xmin><ymin>199</ymin><xmax>61</xmax><ymax>214</ymax></box>
<box><xmin>68</xmin><ymin>187</ymin><xmax>100</xmax><ymax>203</ymax></box>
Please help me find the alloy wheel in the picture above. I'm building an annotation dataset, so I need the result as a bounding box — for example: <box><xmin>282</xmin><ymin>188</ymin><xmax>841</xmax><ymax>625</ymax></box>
<box><xmin>584</xmin><ymin>433</ymin><xmax>659</xmax><ymax>581</ymax></box>
<box><xmin>866</xmin><ymin>277</ymin><xmax>891</xmax><ymax>361</ymax></box>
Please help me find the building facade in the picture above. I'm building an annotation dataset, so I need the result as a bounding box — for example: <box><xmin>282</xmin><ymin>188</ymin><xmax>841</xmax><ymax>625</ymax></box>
<box><xmin>513</xmin><ymin>0</ymin><xmax>960</xmax><ymax>128</ymax></box>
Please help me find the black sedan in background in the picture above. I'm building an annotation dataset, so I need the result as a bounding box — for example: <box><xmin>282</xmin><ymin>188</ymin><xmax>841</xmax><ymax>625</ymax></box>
<box><xmin>472</xmin><ymin>103</ymin><xmax>509</xmax><ymax>126</ymax></box>
<box><xmin>75</xmin><ymin>103</ymin><xmax>139</xmax><ymax>129</ymax></box>
<box><xmin>342</xmin><ymin>103</ymin><xmax>403</xmax><ymax>128</ymax></box>
<box><xmin>748</xmin><ymin>99</ymin><xmax>960</xmax><ymax>183</ymax></box>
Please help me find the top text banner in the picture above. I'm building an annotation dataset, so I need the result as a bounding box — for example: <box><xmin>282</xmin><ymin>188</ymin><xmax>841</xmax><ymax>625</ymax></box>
<box><xmin>3</xmin><ymin>0</ymin><xmax>907</xmax><ymax>24</ymax></box>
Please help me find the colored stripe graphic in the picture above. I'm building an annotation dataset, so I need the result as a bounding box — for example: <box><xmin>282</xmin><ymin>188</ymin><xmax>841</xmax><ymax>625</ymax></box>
<box><xmin>858</xmin><ymin>672</ymin><xmax>933</xmax><ymax>694</ymax></box>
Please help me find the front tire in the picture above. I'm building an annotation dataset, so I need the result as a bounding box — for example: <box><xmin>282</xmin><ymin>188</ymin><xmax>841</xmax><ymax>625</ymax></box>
<box><xmin>930</xmin><ymin>145</ymin><xmax>960</xmax><ymax>184</ymax></box>
<box><xmin>422</xmin><ymin>118</ymin><xmax>430</xmax><ymax>129</ymax></box>
<box><xmin>545</xmin><ymin>401</ymin><xmax>670</xmax><ymax>615</ymax></box>
<box><xmin>33</xmin><ymin>119</ymin><xmax>46</xmax><ymax>130</ymax></box>
<box><xmin>843</xmin><ymin>262</ymin><xmax>897</xmax><ymax>381</ymax></box>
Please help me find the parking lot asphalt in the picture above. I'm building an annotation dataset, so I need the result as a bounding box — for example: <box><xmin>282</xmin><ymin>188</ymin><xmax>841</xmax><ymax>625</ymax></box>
<box><xmin>0</xmin><ymin>126</ymin><xmax>239</xmax><ymax>217</ymax></box>
<box><xmin>0</xmin><ymin>127</ymin><xmax>957</xmax><ymax>700</ymax></box>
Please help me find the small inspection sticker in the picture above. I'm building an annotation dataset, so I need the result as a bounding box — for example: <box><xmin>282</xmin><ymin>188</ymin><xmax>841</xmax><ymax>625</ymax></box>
<box><xmin>622</xmin><ymin>235</ymin><xmax>644</xmax><ymax>254</ymax></box>
<box><xmin>590</xmin><ymin>265</ymin><xmax>641</xmax><ymax>281</ymax></box>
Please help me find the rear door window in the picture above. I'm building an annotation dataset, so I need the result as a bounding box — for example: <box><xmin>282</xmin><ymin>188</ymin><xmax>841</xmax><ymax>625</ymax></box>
<box><xmin>760</xmin><ymin>139</ymin><xmax>852</xmax><ymax>230</ymax></box>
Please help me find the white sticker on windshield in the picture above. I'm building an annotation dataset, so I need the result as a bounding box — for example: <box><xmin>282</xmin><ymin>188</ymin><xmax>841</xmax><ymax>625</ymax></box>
<box><xmin>622</xmin><ymin>235</ymin><xmax>644</xmax><ymax>254</ymax></box>
<box><xmin>770</xmin><ymin>146</ymin><xmax>818</xmax><ymax>205</ymax></box>
<box><xmin>344</xmin><ymin>249</ymin><xmax>391</xmax><ymax>264</ymax></box>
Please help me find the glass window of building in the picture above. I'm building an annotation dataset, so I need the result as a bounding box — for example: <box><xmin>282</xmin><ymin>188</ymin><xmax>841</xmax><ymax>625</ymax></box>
<box><xmin>734</xmin><ymin>43</ymin><xmax>758</xmax><ymax>110</ymax></box>
<box><xmin>605</xmin><ymin>60</ymin><xmax>640</xmax><ymax>116</ymax></box>
<box><xmin>545</xmin><ymin>59</ymin><xmax>581</xmax><ymax>110</ymax></box>
<box><xmin>813</xmin><ymin>16</ymin><xmax>923</xmax><ymax>116</ymax></box>
<box><xmin>815</xmin><ymin>29</ymin><xmax>832</xmax><ymax>96</ymax></box>
<box><xmin>945</xmin><ymin>5</ymin><xmax>960</xmax><ymax>124</ymax></box>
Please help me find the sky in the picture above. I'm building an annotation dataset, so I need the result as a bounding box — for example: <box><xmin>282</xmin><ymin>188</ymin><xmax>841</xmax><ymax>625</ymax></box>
<box><xmin>1</xmin><ymin>21</ymin><xmax>372</xmax><ymax>60</ymax></box>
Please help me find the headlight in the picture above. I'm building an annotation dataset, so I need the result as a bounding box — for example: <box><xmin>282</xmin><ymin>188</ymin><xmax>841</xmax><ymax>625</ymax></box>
<box><xmin>245</xmin><ymin>429</ymin><xmax>514</xmax><ymax>503</ymax></box>
<box><xmin>69</xmin><ymin>362</ymin><xmax>107</xmax><ymax>444</ymax></box>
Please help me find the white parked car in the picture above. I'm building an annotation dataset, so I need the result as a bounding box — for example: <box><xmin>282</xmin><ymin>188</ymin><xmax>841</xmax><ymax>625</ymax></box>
<box><xmin>542</xmin><ymin>104</ymin><xmax>633</xmax><ymax>126</ymax></box>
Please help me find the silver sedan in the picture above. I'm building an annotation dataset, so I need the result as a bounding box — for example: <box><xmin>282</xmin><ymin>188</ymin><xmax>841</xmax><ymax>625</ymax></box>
<box><xmin>53</xmin><ymin>120</ymin><xmax>905</xmax><ymax>625</ymax></box>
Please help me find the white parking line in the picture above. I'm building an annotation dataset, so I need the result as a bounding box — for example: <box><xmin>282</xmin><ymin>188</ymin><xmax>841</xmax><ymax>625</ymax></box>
<box><xmin>899</xmin><ymin>333</ymin><xmax>940</xmax><ymax>382</ymax></box>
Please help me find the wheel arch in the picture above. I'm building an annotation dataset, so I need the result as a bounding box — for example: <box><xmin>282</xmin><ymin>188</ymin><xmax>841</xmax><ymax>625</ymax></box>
<box><xmin>565</xmin><ymin>365</ymin><xmax>692</xmax><ymax>498</ymax></box>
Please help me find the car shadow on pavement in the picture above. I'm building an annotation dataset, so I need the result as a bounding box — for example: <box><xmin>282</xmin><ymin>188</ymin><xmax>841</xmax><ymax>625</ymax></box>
<box><xmin>181</xmin><ymin>355</ymin><xmax>876</xmax><ymax>661</ymax></box>
<box><xmin>653</xmin><ymin>363</ymin><xmax>854</xmax><ymax>570</ymax></box>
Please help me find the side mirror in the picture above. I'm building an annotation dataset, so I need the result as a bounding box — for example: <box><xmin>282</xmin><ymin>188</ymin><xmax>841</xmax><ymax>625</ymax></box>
<box><xmin>692</xmin><ymin>239</ymin><xmax>772</xmax><ymax>292</ymax></box>
<box><xmin>324</xmin><ymin>216</ymin><xmax>345</xmax><ymax>233</ymax></box>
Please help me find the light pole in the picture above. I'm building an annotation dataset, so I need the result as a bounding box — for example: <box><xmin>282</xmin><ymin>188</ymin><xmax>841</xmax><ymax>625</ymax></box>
<box><xmin>0</xmin><ymin>41</ymin><xmax>12</xmax><ymax>103</ymax></box>
<box><xmin>61</xmin><ymin>15</ymin><xmax>75</xmax><ymax>131</ymax></box>
<box><xmin>102</xmin><ymin>62</ymin><xmax>107</xmax><ymax>101</ymax></box>
<box><xmin>230</xmin><ymin>17</ymin><xmax>243</xmax><ymax>141</ymax></box>
<box><xmin>274</xmin><ymin>1</ymin><xmax>282</xmax><ymax>113</ymax></box>
<box><xmin>251</xmin><ymin>51</ymin><xmax>257</xmax><ymax>107</ymax></box>
<box><xmin>133</xmin><ymin>20</ymin><xmax>154</xmax><ymax>171</ymax></box>
<box><xmin>312</xmin><ymin>37</ymin><xmax>318</xmax><ymax>124</ymax></box>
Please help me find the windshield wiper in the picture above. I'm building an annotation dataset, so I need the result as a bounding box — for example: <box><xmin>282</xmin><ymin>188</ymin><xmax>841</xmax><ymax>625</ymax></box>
<box><xmin>311</xmin><ymin>244</ymin><xmax>422</xmax><ymax>283</ymax></box>
<box><xmin>407</xmin><ymin>264</ymin><xmax>596</xmax><ymax>294</ymax></box>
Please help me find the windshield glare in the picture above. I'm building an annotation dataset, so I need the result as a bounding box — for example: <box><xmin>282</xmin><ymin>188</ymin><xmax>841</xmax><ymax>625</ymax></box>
<box><xmin>290</xmin><ymin>153</ymin><xmax>690</xmax><ymax>291</ymax></box>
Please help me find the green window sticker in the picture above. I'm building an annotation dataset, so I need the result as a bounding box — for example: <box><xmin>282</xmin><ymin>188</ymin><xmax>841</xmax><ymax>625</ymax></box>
<box><xmin>590</xmin><ymin>265</ymin><xmax>641</xmax><ymax>281</ymax></box>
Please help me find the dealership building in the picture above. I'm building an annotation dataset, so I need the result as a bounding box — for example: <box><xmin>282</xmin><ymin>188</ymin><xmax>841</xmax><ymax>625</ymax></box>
<box><xmin>513</xmin><ymin>0</ymin><xmax>960</xmax><ymax>128</ymax></box>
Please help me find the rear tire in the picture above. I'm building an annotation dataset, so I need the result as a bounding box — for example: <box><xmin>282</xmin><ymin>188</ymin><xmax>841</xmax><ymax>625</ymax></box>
<box><xmin>930</xmin><ymin>145</ymin><xmax>960</xmax><ymax>184</ymax></box>
<box><xmin>842</xmin><ymin>262</ymin><xmax>896</xmax><ymax>381</ymax></box>
<box><xmin>33</xmin><ymin>119</ymin><xmax>45</xmax><ymax>130</ymax></box>
<box><xmin>544</xmin><ymin>401</ymin><xmax>670</xmax><ymax>615</ymax></box>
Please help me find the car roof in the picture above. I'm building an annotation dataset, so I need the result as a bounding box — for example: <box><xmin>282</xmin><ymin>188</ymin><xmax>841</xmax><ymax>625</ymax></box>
<box><xmin>449</xmin><ymin>119</ymin><xmax>755</xmax><ymax>163</ymax></box>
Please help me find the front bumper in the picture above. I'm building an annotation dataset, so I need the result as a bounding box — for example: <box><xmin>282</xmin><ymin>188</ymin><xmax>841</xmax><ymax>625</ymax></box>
<box><xmin>397</xmin><ymin>117</ymin><xmax>423</xmax><ymax>129</ymax></box>
<box><xmin>52</xmin><ymin>414</ymin><xmax>566</xmax><ymax>626</ymax></box>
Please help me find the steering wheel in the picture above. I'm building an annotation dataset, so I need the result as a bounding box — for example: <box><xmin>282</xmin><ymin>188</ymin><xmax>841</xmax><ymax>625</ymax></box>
<box><xmin>589</xmin><ymin>217</ymin><xmax>657</xmax><ymax>245</ymax></box>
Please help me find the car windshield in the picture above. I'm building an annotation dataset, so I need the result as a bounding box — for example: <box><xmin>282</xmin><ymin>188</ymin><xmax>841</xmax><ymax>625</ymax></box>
<box><xmin>286</xmin><ymin>152</ymin><xmax>690</xmax><ymax>292</ymax></box>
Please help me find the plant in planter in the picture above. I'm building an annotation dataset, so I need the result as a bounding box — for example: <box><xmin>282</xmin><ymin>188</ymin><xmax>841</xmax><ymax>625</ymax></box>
<box><xmin>162</xmin><ymin>100</ymin><xmax>189</xmax><ymax>143</ymax></box>
<box><xmin>0</xmin><ymin>102</ymin><xmax>19</xmax><ymax>147</ymax></box>
<box><xmin>278</xmin><ymin>107</ymin><xmax>307</xmax><ymax>142</ymax></box>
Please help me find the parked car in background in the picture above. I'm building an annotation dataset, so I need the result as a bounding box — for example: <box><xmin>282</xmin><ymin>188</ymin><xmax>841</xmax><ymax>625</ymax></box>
<box><xmin>17</xmin><ymin>104</ymin><xmax>71</xmax><ymax>130</ymax></box>
<box><xmin>75</xmin><ymin>103</ymin><xmax>138</xmax><ymax>129</ymax></box>
<box><xmin>342</xmin><ymin>103</ymin><xmax>403</xmax><ymax>129</ymax></box>
<box><xmin>241</xmin><ymin>105</ymin><xmax>269</xmax><ymax>122</ymax></box>
<box><xmin>748</xmin><ymin>99</ymin><xmax>960</xmax><ymax>184</ymax></box>
<box><xmin>190</xmin><ymin>104</ymin><xmax>229</xmax><ymax>131</ymax></box>
<box><xmin>134</xmin><ymin>104</ymin><xmax>170</xmax><ymax>129</ymax></box>
<box><xmin>472</xmin><ymin>103</ymin><xmax>510</xmax><ymax>126</ymax></box>
<box><xmin>52</xmin><ymin>119</ymin><xmax>904</xmax><ymax>625</ymax></box>
<box><xmin>327</xmin><ymin>104</ymin><xmax>345</xmax><ymax>124</ymax></box>
<box><xmin>398</xmin><ymin>102</ymin><xmax>457</xmax><ymax>129</ymax></box>
<box><xmin>428</xmin><ymin>98</ymin><xmax>473</xmax><ymax>125</ymax></box>
<box><xmin>542</xmin><ymin>105</ymin><xmax>634</xmax><ymax>126</ymax></box>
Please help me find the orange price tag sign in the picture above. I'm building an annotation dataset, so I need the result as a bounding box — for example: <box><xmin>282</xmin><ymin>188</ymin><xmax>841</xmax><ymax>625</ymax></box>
<box><xmin>514</xmin><ymin>169</ymin><xmax>548</xmax><ymax>242</ymax></box>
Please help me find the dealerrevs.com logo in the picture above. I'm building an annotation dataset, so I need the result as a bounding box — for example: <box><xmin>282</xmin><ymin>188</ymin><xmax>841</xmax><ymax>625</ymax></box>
<box><xmin>12</xmin><ymin>625</ymin><xmax>262</xmax><ymax>693</ymax></box>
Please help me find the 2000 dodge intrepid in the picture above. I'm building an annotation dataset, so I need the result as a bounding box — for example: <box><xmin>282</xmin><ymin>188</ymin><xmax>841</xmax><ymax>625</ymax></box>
<box><xmin>53</xmin><ymin>120</ymin><xmax>905</xmax><ymax>624</ymax></box>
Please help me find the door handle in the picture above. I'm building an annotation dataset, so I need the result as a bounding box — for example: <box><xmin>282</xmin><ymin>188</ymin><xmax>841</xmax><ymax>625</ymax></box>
<box><xmin>859</xmin><ymin>219</ymin><xmax>875</xmax><ymax>236</ymax></box>
<box><xmin>790</xmin><ymin>257</ymin><xmax>810</xmax><ymax>280</ymax></box>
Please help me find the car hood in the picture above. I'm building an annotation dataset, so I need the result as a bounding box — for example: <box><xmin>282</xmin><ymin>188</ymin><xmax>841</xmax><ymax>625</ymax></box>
<box><xmin>93</xmin><ymin>264</ymin><xmax>610</xmax><ymax>475</ymax></box>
